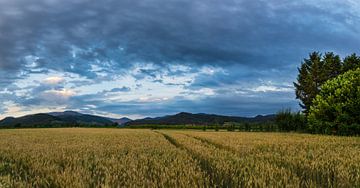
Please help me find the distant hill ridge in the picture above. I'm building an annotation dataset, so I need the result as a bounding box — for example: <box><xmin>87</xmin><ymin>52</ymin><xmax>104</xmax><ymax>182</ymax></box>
<box><xmin>0</xmin><ymin>111</ymin><xmax>132</xmax><ymax>128</ymax></box>
<box><xmin>125</xmin><ymin>112</ymin><xmax>275</xmax><ymax>126</ymax></box>
<box><xmin>0</xmin><ymin>111</ymin><xmax>275</xmax><ymax>128</ymax></box>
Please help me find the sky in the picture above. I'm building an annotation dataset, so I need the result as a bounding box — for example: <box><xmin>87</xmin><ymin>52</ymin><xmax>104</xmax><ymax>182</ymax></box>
<box><xmin>0</xmin><ymin>0</ymin><xmax>359</xmax><ymax>119</ymax></box>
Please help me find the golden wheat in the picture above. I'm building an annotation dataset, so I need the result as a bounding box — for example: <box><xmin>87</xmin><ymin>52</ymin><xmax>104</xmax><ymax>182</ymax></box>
<box><xmin>0</xmin><ymin>128</ymin><xmax>207</xmax><ymax>187</ymax></box>
<box><xmin>175</xmin><ymin>131</ymin><xmax>360</xmax><ymax>187</ymax></box>
<box><xmin>0</xmin><ymin>128</ymin><xmax>359</xmax><ymax>187</ymax></box>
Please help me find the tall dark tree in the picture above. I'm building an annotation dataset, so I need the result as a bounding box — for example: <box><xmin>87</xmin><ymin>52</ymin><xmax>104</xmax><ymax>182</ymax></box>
<box><xmin>294</xmin><ymin>52</ymin><xmax>358</xmax><ymax>115</ymax></box>
<box><xmin>294</xmin><ymin>52</ymin><xmax>325</xmax><ymax>114</ymax></box>
<box><xmin>294</xmin><ymin>52</ymin><xmax>342</xmax><ymax>114</ymax></box>
<box><xmin>323</xmin><ymin>52</ymin><xmax>342</xmax><ymax>79</ymax></box>
<box><xmin>342</xmin><ymin>53</ymin><xmax>360</xmax><ymax>72</ymax></box>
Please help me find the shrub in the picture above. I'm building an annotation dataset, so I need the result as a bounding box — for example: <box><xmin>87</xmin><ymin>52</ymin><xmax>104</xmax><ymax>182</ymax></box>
<box><xmin>308</xmin><ymin>68</ymin><xmax>360</xmax><ymax>135</ymax></box>
<box><xmin>276</xmin><ymin>109</ymin><xmax>306</xmax><ymax>132</ymax></box>
<box><xmin>226</xmin><ymin>124</ymin><xmax>235</xmax><ymax>131</ymax></box>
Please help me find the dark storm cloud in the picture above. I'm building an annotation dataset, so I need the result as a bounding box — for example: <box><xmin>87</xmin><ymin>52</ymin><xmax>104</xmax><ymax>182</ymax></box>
<box><xmin>0</xmin><ymin>0</ymin><xmax>359</xmax><ymax>117</ymax></box>
<box><xmin>1</xmin><ymin>0</ymin><xmax>359</xmax><ymax>81</ymax></box>
<box><xmin>110</xmin><ymin>87</ymin><xmax>131</xmax><ymax>92</ymax></box>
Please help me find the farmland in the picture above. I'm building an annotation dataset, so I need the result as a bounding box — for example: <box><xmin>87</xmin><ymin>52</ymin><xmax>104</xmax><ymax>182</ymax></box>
<box><xmin>0</xmin><ymin>128</ymin><xmax>359</xmax><ymax>187</ymax></box>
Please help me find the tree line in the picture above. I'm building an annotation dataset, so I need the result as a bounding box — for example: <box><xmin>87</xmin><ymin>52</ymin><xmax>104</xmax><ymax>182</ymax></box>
<box><xmin>277</xmin><ymin>52</ymin><xmax>360</xmax><ymax>135</ymax></box>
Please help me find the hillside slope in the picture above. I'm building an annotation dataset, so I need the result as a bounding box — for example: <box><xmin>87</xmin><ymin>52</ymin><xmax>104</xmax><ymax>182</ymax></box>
<box><xmin>125</xmin><ymin>112</ymin><xmax>275</xmax><ymax>126</ymax></box>
<box><xmin>0</xmin><ymin>111</ymin><xmax>116</xmax><ymax>128</ymax></box>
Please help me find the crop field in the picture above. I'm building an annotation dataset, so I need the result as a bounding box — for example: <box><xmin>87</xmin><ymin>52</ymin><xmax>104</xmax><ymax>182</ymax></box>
<box><xmin>0</xmin><ymin>128</ymin><xmax>359</xmax><ymax>187</ymax></box>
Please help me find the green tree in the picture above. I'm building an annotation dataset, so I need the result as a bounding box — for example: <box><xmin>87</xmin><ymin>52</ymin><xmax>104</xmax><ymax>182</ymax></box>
<box><xmin>308</xmin><ymin>68</ymin><xmax>360</xmax><ymax>135</ymax></box>
<box><xmin>276</xmin><ymin>109</ymin><xmax>307</xmax><ymax>132</ymax></box>
<box><xmin>226</xmin><ymin>124</ymin><xmax>235</xmax><ymax>131</ymax></box>
<box><xmin>294</xmin><ymin>52</ymin><xmax>324</xmax><ymax>114</ymax></box>
<box><xmin>342</xmin><ymin>53</ymin><xmax>360</xmax><ymax>72</ymax></box>
<box><xmin>292</xmin><ymin>112</ymin><xmax>307</xmax><ymax>131</ymax></box>
<box><xmin>294</xmin><ymin>52</ymin><xmax>343</xmax><ymax>114</ymax></box>
<box><xmin>244</xmin><ymin>122</ymin><xmax>250</xmax><ymax>131</ymax></box>
<box><xmin>323</xmin><ymin>52</ymin><xmax>342</xmax><ymax>79</ymax></box>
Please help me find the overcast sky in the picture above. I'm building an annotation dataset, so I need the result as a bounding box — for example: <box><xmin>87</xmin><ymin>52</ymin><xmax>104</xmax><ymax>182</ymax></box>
<box><xmin>0</xmin><ymin>0</ymin><xmax>359</xmax><ymax>119</ymax></box>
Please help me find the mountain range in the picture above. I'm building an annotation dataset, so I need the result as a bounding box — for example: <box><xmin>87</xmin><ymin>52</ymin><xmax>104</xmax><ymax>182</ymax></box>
<box><xmin>125</xmin><ymin>112</ymin><xmax>275</xmax><ymax>126</ymax></box>
<box><xmin>0</xmin><ymin>111</ymin><xmax>275</xmax><ymax>128</ymax></box>
<box><xmin>0</xmin><ymin>111</ymin><xmax>131</xmax><ymax>128</ymax></box>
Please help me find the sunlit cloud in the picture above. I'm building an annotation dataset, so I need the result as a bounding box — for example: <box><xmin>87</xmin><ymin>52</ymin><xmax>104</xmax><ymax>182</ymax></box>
<box><xmin>251</xmin><ymin>85</ymin><xmax>293</xmax><ymax>93</ymax></box>
<box><xmin>43</xmin><ymin>89</ymin><xmax>75</xmax><ymax>98</ymax></box>
<box><xmin>44</xmin><ymin>76</ymin><xmax>65</xmax><ymax>85</ymax></box>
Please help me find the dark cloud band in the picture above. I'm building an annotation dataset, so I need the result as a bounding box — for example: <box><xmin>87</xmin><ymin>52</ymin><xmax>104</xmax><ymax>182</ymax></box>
<box><xmin>0</xmin><ymin>0</ymin><xmax>359</xmax><ymax>117</ymax></box>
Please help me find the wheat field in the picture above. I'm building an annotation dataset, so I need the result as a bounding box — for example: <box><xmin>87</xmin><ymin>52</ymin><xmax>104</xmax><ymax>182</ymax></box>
<box><xmin>0</xmin><ymin>128</ymin><xmax>359</xmax><ymax>187</ymax></box>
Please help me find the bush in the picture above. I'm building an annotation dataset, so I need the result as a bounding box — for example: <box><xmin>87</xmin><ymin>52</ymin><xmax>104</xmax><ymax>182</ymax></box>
<box><xmin>215</xmin><ymin>125</ymin><xmax>219</xmax><ymax>131</ymax></box>
<box><xmin>226</xmin><ymin>124</ymin><xmax>235</xmax><ymax>131</ymax></box>
<box><xmin>276</xmin><ymin>109</ymin><xmax>306</xmax><ymax>132</ymax></box>
<box><xmin>308</xmin><ymin>68</ymin><xmax>360</xmax><ymax>135</ymax></box>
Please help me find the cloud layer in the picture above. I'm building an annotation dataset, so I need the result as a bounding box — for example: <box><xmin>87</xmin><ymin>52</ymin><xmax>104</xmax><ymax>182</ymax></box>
<box><xmin>0</xmin><ymin>0</ymin><xmax>359</xmax><ymax>118</ymax></box>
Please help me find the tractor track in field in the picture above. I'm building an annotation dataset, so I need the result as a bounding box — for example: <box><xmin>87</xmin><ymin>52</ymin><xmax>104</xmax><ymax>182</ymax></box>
<box><xmin>182</xmin><ymin>133</ymin><xmax>336</xmax><ymax>187</ymax></box>
<box><xmin>182</xmin><ymin>134</ymin><xmax>238</xmax><ymax>154</ymax></box>
<box><xmin>156</xmin><ymin>131</ymin><xmax>339</xmax><ymax>187</ymax></box>
<box><xmin>153</xmin><ymin>131</ymin><xmax>234</xmax><ymax>188</ymax></box>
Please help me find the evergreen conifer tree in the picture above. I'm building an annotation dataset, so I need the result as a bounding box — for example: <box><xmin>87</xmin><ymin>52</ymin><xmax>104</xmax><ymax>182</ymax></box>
<box><xmin>294</xmin><ymin>52</ymin><xmax>324</xmax><ymax>114</ymax></box>
<box><xmin>342</xmin><ymin>53</ymin><xmax>360</xmax><ymax>72</ymax></box>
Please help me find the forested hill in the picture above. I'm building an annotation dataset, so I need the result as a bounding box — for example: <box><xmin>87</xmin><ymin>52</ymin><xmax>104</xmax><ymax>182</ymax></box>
<box><xmin>0</xmin><ymin>111</ymin><xmax>274</xmax><ymax>128</ymax></box>
<box><xmin>125</xmin><ymin>112</ymin><xmax>275</xmax><ymax>126</ymax></box>
<box><xmin>0</xmin><ymin>111</ymin><xmax>131</xmax><ymax>128</ymax></box>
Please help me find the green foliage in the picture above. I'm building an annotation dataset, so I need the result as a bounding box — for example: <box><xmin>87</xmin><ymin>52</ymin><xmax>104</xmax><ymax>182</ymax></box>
<box><xmin>244</xmin><ymin>122</ymin><xmax>250</xmax><ymax>131</ymax></box>
<box><xmin>294</xmin><ymin>52</ymin><xmax>343</xmax><ymax>114</ymax></box>
<box><xmin>226</xmin><ymin>124</ymin><xmax>235</xmax><ymax>131</ymax></box>
<box><xmin>294</xmin><ymin>52</ymin><xmax>360</xmax><ymax>135</ymax></box>
<box><xmin>343</xmin><ymin>53</ymin><xmax>360</xmax><ymax>72</ymax></box>
<box><xmin>294</xmin><ymin>52</ymin><xmax>360</xmax><ymax>115</ymax></box>
<box><xmin>308</xmin><ymin>68</ymin><xmax>360</xmax><ymax>135</ymax></box>
<box><xmin>323</xmin><ymin>52</ymin><xmax>342</xmax><ymax>78</ymax></box>
<box><xmin>275</xmin><ymin>109</ymin><xmax>307</xmax><ymax>132</ymax></box>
